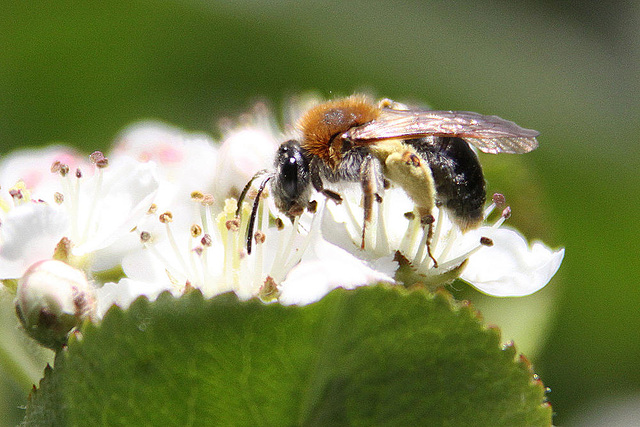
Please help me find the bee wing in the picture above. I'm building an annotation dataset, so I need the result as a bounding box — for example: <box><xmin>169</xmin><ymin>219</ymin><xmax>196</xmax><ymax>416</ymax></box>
<box><xmin>343</xmin><ymin>109</ymin><xmax>539</xmax><ymax>154</ymax></box>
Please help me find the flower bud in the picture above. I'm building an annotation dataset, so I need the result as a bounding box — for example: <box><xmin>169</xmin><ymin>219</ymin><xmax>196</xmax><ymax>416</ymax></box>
<box><xmin>15</xmin><ymin>260</ymin><xmax>95</xmax><ymax>350</ymax></box>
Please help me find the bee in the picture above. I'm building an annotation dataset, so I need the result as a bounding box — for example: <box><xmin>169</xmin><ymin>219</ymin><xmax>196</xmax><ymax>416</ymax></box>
<box><xmin>239</xmin><ymin>95</ymin><xmax>538</xmax><ymax>261</ymax></box>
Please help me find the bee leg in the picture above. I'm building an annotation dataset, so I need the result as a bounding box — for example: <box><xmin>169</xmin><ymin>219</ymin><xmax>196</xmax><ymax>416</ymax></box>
<box><xmin>310</xmin><ymin>157</ymin><xmax>343</xmax><ymax>204</ymax></box>
<box><xmin>321</xmin><ymin>189</ymin><xmax>343</xmax><ymax>204</ymax></box>
<box><xmin>360</xmin><ymin>174</ymin><xmax>374</xmax><ymax>249</ymax></box>
<box><xmin>420</xmin><ymin>212</ymin><xmax>438</xmax><ymax>268</ymax></box>
<box><xmin>359</xmin><ymin>154</ymin><xmax>385</xmax><ymax>249</ymax></box>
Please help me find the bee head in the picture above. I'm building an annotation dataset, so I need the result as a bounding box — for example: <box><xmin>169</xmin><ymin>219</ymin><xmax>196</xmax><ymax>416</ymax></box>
<box><xmin>272</xmin><ymin>140</ymin><xmax>311</xmax><ymax>217</ymax></box>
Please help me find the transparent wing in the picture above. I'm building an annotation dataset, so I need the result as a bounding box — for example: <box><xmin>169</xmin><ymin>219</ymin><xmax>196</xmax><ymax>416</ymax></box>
<box><xmin>343</xmin><ymin>109</ymin><xmax>539</xmax><ymax>154</ymax></box>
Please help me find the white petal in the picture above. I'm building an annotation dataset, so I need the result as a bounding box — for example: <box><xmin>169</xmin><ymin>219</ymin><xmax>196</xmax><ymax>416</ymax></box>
<box><xmin>460</xmin><ymin>227</ymin><xmax>565</xmax><ymax>297</ymax></box>
<box><xmin>111</xmin><ymin>122</ymin><xmax>219</xmax><ymax>212</ymax></box>
<box><xmin>212</xmin><ymin>129</ymin><xmax>278</xmax><ymax>201</ymax></box>
<box><xmin>96</xmin><ymin>278</ymin><xmax>176</xmax><ymax>318</ymax></box>
<box><xmin>0</xmin><ymin>146</ymin><xmax>87</xmax><ymax>201</ymax></box>
<box><xmin>0</xmin><ymin>203</ymin><xmax>69</xmax><ymax>279</ymax></box>
<box><xmin>121</xmin><ymin>248</ymin><xmax>173</xmax><ymax>286</ymax></box>
<box><xmin>73</xmin><ymin>158</ymin><xmax>159</xmax><ymax>256</ymax></box>
<box><xmin>278</xmin><ymin>239</ymin><xmax>394</xmax><ymax>306</ymax></box>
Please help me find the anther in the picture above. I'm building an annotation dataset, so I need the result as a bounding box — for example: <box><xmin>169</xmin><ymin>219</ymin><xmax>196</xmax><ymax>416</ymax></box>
<box><xmin>201</xmin><ymin>234</ymin><xmax>212</xmax><ymax>247</ymax></box>
<box><xmin>89</xmin><ymin>151</ymin><xmax>109</xmax><ymax>168</ymax></box>
<box><xmin>254</xmin><ymin>230</ymin><xmax>266</xmax><ymax>245</ymax></box>
<box><xmin>140</xmin><ymin>231</ymin><xmax>151</xmax><ymax>243</ymax></box>
<box><xmin>275</xmin><ymin>217</ymin><xmax>285</xmax><ymax>230</ymax></box>
<box><xmin>50</xmin><ymin>161</ymin><xmax>69</xmax><ymax>176</ymax></box>
<box><xmin>480</xmin><ymin>237</ymin><xmax>494</xmax><ymax>247</ymax></box>
<box><xmin>50</xmin><ymin>161</ymin><xmax>62</xmax><ymax>174</ymax></box>
<box><xmin>492</xmin><ymin>193</ymin><xmax>506</xmax><ymax>206</ymax></box>
<box><xmin>147</xmin><ymin>204</ymin><xmax>157</xmax><ymax>214</ymax></box>
<box><xmin>404</xmin><ymin>211</ymin><xmax>415</xmax><ymax>220</ymax></box>
<box><xmin>201</xmin><ymin>194</ymin><xmax>215</xmax><ymax>206</ymax></box>
<box><xmin>192</xmin><ymin>247</ymin><xmax>203</xmax><ymax>256</ymax></box>
<box><xmin>190</xmin><ymin>224</ymin><xmax>202</xmax><ymax>238</ymax></box>
<box><xmin>190</xmin><ymin>191</ymin><xmax>204</xmax><ymax>202</ymax></box>
<box><xmin>159</xmin><ymin>212</ymin><xmax>173</xmax><ymax>223</ymax></box>
<box><xmin>75</xmin><ymin>168</ymin><xmax>82</xmax><ymax>179</ymax></box>
<box><xmin>159</xmin><ymin>213</ymin><xmax>173</xmax><ymax>223</ymax></box>
<box><xmin>54</xmin><ymin>192</ymin><xmax>64</xmax><ymax>204</ymax></box>
<box><xmin>9</xmin><ymin>189</ymin><xmax>23</xmax><ymax>200</ymax></box>
<box><xmin>502</xmin><ymin>206</ymin><xmax>512</xmax><ymax>219</ymax></box>
<box><xmin>225</xmin><ymin>219</ymin><xmax>240</xmax><ymax>232</ymax></box>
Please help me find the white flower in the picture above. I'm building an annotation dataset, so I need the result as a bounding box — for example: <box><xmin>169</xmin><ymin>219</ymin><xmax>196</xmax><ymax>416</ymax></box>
<box><xmin>321</xmin><ymin>187</ymin><xmax>564</xmax><ymax>297</ymax></box>
<box><xmin>0</xmin><ymin>146</ymin><xmax>88</xmax><ymax>207</ymax></box>
<box><xmin>278</xmin><ymin>235</ymin><xmax>394</xmax><ymax>306</ymax></box>
<box><xmin>112</xmin><ymin>121</ymin><xmax>218</xmax><ymax>210</ymax></box>
<box><xmin>104</xmin><ymin>194</ymin><xmax>310</xmax><ymax>311</ymax></box>
<box><xmin>212</xmin><ymin>103</ymin><xmax>281</xmax><ymax>202</ymax></box>
<box><xmin>98</xmin><ymin>105</ymin><xmax>392</xmax><ymax>312</ymax></box>
<box><xmin>5</xmin><ymin>102</ymin><xmax>563</xmax><ymax>325</ymax></box>
<box><xmin>0</xmin><ymin>203</ymin><xmax>69</xmax><ymax>279</ymax></box>
<box><xmin>104</xmin><ymin>190</ymin><xmax>389</xmax><ymax>315</ymax></box>
<box><xmin>0</xmin><ymin>150</ymin><xmax>159</xmax><ymax>279</ymax></box>
<box><xmin>458</xmin><ymin>227</ymin><xmax>565</xmax><ymax>297</ymax></box>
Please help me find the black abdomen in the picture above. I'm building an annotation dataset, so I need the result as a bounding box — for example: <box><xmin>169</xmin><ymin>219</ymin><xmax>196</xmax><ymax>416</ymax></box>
<box><xmin>406</xmin><ymin>137</ymin><xmax>486</xmax><ymax>230</ymax></box>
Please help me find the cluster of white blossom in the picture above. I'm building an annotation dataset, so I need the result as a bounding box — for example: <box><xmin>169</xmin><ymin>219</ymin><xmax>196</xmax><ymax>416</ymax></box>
<box><xmin>0</xmin><ymin>100</ymin><xmax>564</xmax><ymax>349</ymax></box>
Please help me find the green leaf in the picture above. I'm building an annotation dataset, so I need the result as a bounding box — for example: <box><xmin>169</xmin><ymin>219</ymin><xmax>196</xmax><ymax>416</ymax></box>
<box><xmin>23</xmin><ymin>285</ymin><xmax>551</xmax><ymax>426</ymax></box>
<box><xmin>21</xmin><ymin>364</ymin><xmax>65</xmax><ymax>427</ymax></box>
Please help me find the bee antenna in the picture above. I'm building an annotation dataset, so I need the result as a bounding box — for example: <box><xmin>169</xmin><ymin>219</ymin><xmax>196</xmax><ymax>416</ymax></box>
<box><xmin>246</xmin><ymin>175</ymin><xmax>273</xmax><ymax>255</ymax></box>
<box><xmin>236</xmin><ymin>169</ymin><xmax>269</xmax><ymax>218</ymax></box>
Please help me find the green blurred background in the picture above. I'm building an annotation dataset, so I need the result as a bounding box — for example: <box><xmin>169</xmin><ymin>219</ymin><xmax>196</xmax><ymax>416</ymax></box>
<box><xmin>1</xmin><ymin>0</ymin><xmax>638</xmax><ymax>425</ymax></box>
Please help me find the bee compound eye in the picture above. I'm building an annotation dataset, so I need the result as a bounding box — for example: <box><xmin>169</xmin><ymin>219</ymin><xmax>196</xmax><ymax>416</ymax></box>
<box><xmin>274</xmin><ymin>141</ymin><xmax>310</xmax><ymax>207</ymax></box>
<box><xmin>281</xmin><ymin>156</ymin><xmax>301</xmax><ymax>199</ymax></box>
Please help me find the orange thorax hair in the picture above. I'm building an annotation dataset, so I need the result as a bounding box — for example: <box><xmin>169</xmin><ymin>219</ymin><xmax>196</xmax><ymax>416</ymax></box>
<box><xmin>298</xmin><ymin>95</ymin><xmax>380</xmax><ymax>169</ymax></box>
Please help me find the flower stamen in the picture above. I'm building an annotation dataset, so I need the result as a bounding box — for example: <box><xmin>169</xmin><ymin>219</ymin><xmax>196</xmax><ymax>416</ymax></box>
<box><xmin>158</xmin><ymin>211</ymin><xmax>190</xmax><ymax>278</ymax></box>
<box><xmin>80</xmin><ymin>153</ymin><xmax>109</xmax><ymax>243</ymax></box>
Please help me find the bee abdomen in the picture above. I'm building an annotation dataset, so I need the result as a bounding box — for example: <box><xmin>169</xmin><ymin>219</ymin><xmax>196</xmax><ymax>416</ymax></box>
<box><xmin>407</xmin><ymin>137</ymin><xmax>486</xmax><ymax>231</ymax></box>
